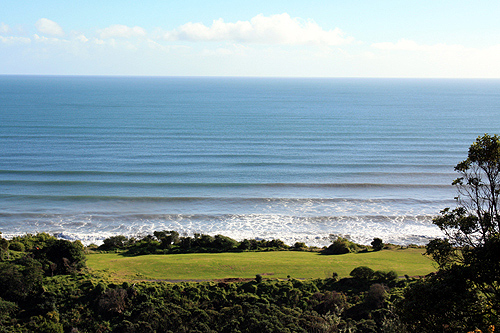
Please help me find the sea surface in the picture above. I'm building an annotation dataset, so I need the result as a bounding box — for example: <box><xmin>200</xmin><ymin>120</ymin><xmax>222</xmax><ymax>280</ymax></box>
<box><xmin>1</xmin><ymin>76</ymin><xmax>499</xmax><ymax>246</ymax></box>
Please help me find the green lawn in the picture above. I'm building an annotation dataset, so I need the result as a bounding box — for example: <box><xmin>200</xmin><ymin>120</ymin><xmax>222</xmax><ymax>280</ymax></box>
<box><xmin>86</xmin><ymin>248</ymin><xmax>435</xmax><ymax>281</ymax></box>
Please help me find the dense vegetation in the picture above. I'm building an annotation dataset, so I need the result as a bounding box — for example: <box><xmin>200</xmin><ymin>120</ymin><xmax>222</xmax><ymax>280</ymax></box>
<box><xmin>1</xmin><ymin>232</ymin><xmax>408</xmax><ymax>332</ymax></box>
<box><xmin>399</xmin><ymin>134</ymin><xmax>500</xmax><ymax>332</ymax></box>
<box><xmin>96</xmin><ymin>231</ymin><xmax>296</xmax><ymax>255</ymax></box>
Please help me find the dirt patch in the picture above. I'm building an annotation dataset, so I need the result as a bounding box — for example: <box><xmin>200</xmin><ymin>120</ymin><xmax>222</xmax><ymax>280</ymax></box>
<box><xmin>215</xmin><ymin>278</ymin><xmax>253</xmax><ymax>283</ymax></box>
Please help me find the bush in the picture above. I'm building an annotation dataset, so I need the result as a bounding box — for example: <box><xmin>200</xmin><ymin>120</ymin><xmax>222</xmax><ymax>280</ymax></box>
<box><xmin>293</xmin><ymin>242</ymin><xmax>307</xmax><ymax>250</ymax></box>
<box><xmin>365</xmin><ymin>283</ymin><xmax>388</xmax><ymax>308</ymax></box>
<box><xmin>371</xmin><ymin>238</ymin><xmax>384</xmax><ymax>251</ymax></box>
<box><xmin>213</xmin><ymin>235</ymin><xmax>238</xmax><ymax>251</ymax></box>
<box><xmin>0</xmin><ymin>238</ymin><xmax>9</xmax><ymax>260</ymax></box>
<box><xmin>9</xmin><ymin>241</ymin><xmax>25</xmax><ymax>252</ymax></box>
<box><xmin>373</xmin><ymin>270</ymin><xmax>398</xmax><ymax>282</ymax></box>
<box><xmin>34</xmin><ymin>239</ymin><xmax>86</xmax><ymax>275</ymax></box>
<box><xmin>99</xmin><ymin>235</ymin><xmax>128</xmax><ymax>251</ymax></box>
<box><xmin>350</xmin><ymin>266</ymin><xmax>375</xmax><ymax>280</ymax></box>
<box><xmin>322</xmin><ymin>237</ymin><xmax>361</xmax><ymax>255</ymax></box>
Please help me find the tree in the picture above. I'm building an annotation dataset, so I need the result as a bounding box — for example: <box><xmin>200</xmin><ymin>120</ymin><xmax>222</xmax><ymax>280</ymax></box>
<box><xmin>415</xmin><ymin>134</ymin><xmax>500</xmax><ymax>329</ymax></box>
<box><xmin>434</xmin><ymin>134</ymin><xmax>500</xmax><ymax>248</ymax></box>
<box><xmin>99</xmin><ymin>235</ymin><xmax>128</xmax><ymax>251</ymax></box>
<box><xmin>0</xmin><ymin>236</ymin><xmax>9</xmax><ymax>261</ymax></box>
<box><xmin>34</xmin><ymin>239</ymin><xmax>86</xmax><ymax>275</ymax></box>
<box><xmin>213</xmin><ymin>234</ymin><xmax>238</xmax><ymax>251</ymax></box>
<box><xmin>153</xmin><ymin>230</ymin><xmax>180</xmax><ymax>249</ymax></box>
<box><xmin>432</xmin><ymin>135</ymin><xmax>500</xmax><ymax>291</ymax></box>
<box><xmin>371</xmin><ymin>238</ymin><xmax>384</xmax><ymax>251</ymax></box>
<box><xmin>397</xmin><ymin>267</ymin><xmax>486</xmax><ymax>332</ymax></box>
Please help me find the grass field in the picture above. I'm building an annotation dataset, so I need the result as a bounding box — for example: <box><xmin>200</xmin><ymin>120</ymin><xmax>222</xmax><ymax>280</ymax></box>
<box><xmin>86</xmin><ymin>248</ymin><xmax>435</xmax><ymax>281</ymax></box>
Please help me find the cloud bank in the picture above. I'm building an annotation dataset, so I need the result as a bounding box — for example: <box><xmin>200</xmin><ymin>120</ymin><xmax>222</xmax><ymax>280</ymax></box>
<box><xmin>160</xmin><ymin>13</ymin><xmax>354</xmax><ymax>46</ymax></box>
<box><xmin>1</xmin><ymin>15</ymin><xmax>499</xmax><ymax>77</ymax></box>
<box><xmin>98</xmin><ymin>25</ymin><xmax>147</xmax><ymax>39</ymax></box>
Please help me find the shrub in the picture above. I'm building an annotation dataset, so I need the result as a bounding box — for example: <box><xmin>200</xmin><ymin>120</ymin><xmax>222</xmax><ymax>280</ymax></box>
<box><xmin>99</xmin><ymin>235</ymin><xmax>129</xmax><ymax>251</ymax></box>
<box><xmin>293</xmin><ymin>242</ymin><xmax>307</xmax><ymax>250</ymax></box>
<box><xmin>213</xmin><ymin>235</ymin><xmax>238</xmax><ymax>251</ymax></box>
<box><xmin>371</xmin><ymin>238</ymin><xmax>384</xmax><ymax>251</ymax></box>
<box><xmin>9</xmin><ymin>241</ymin><xmax>25</xmax><ymax>252</ymax></box>
<box><xmin>373</xmin><ymin>270</ymin><xmax>398</xmax><ymax>282</ymax></box>
<box><xmin>98</xmin><ymin>288</ymin><xmax>128</xmax><ymax>314</ymax></box>
<box><xmin>33</xmin><ymin>239</ymin><xmax>86</xmax><ymax>275</ymax></box>
<box><xmin>322</xmin><ymin>237</ymin><xmax>361</xmax><ymax>255</ymax></box>
<box><xmin>350</xmin><ymin>266</ymin><xmax>375</xmax><ymax>280</ymax></box>
<box><xmin>365</xmin><ymin>283</ymin><xmax>388</xmax><ymax>308</ymax></box>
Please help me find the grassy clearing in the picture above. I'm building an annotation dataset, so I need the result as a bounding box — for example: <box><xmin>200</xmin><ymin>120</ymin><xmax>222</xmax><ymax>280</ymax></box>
<box><xmin>86</xmin><ymin>248</ymin><xmax>435</xmax><ymax>281</ymax></box>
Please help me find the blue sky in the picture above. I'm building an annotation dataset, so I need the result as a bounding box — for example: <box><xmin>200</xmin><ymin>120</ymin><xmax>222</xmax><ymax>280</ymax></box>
<box><xmin>1</xmin><ymin>0</ymin><xmax>499</xmax><ymax>77</ymax></box>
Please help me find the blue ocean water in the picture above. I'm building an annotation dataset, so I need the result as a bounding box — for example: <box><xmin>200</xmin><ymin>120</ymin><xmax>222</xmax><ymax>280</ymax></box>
<box><xmin>1</xmin><ymin>76</ymin><xmax>499</xmax><ymax>245</ymax></box>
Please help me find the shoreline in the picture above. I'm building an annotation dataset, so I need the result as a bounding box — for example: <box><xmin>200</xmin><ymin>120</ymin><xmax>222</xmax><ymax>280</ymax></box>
<box><xmin>1</xmin><ymin>226</ymin><xmax>442</xmax><ymax>247</ymax></box>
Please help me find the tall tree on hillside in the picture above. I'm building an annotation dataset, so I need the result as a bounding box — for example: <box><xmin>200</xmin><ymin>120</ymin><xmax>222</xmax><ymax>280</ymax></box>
<box><xmin>410</xmin><ymin>134</ymin><xmax>500</xmax><ymax>331</ymax></box>
<box><xmin>435</xmin><ymin>134</ymin><xmax>500</xmax><ymax>245</ymax></box>
<box><xmin>429</xmin><ymin>135</ymin><xmax>500</xmax><ymax>272</ymax></box>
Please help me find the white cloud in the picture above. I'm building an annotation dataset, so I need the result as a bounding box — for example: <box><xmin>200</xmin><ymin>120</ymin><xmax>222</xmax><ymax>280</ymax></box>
<box><xmin>0</xmin><ymin>36</ymin><xmax>31</xmax><ymax>44</ymax></box>
<box><xmin>75</xmin><ymin>34</ymin><xmax>89</xmax><ymax>43</ymax></box>
<box><xmin>33</xmin><ymin>34</ymin><xmax>66</xmax><ymax>44</ymax></box>
<box><xmin>161</xmin><ymin>13</ymin><xmax>354</xmax><ymax>46</ymax></box>
<box><xmin>0</xmin><ymin>23</ymin><xmax>11</xmax><ymax>34</ymax></box>
<box><xmin>98</xmin><ymin>25</ymin><xmax>147</xmax><ymax>39</ymax></box>
<box><xmin>35</xmin><ymin>18</ymin><xmax>64</xmax><ymax>36</ymax></box>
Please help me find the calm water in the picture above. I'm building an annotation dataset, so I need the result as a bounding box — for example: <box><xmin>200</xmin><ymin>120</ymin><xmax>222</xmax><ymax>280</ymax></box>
<box><xmin>1</xmin><ymin>76</ymin><xmax>499</xmax><ymax>245</ymax></box>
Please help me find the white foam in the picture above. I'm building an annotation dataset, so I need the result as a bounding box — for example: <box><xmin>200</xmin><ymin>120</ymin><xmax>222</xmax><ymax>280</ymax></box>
<box><xmin>2</xmin><ymin>213</ymin><xmax>444</xmax><ymax>247</ymax></box>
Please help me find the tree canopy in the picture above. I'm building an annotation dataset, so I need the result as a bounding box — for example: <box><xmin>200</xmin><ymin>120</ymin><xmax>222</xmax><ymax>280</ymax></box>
<box><xmin>418</xmin><ymin>134</ymin><xmax>500</xmax><ymax>330</ymax></box>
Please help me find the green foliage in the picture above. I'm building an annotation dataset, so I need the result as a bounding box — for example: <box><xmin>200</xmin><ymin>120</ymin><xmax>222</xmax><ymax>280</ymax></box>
<box><xmin>364</xmin><ymin>283</ymin><xmax>388</xmax><ymax>308</ymax></box>
<box><xmin>11</xmin><ymin>232</ymin><xmax>56</xmax><ymax>251</ymax></box>
<box><xmin>435</xmin><ymin>134</ymin><xmax>500</xmax><ymax>248</ymax></box>
<box><xmin>97</xmin><ymin>231</ymin><xmax>291</xmax><ymax>255</ymax></box>
<box><xmin>371</xmin><ymin>238</ymin><xmax>384</xmax><ymax>251</ymax></box>
<box><xmin>153</xmin><ymin>230</ymin><xmax>180</xmax><ymax>249</ymax></box>
<box><xmin>0</xmin><ymin>237</ymin><xmax>9</xmax><ymax>261</ymax></box>
<box><xmin>0</xmin><ymin>255</ymin><xmax>414</xmax><ymax>332</ymax></box>
<box><xmin>322</xmin><ymin>237</ymin><xmax>362</xmax><ymax>255</ymax></box>
<box><xmin>0</xmin><ymin>297</ymin><xmax>18</xmax><ymax>326</ymax></box>
<box><xmin>400</xmin><ymin>134</ymin><xmax>500</xmax><ymax>331</ymax></box>
<box><xmin>213</xmin><ymin>234</ymin><xmax>239</xmax><ymax>251</ymax></box>
<box><xmin>293</xmin><ymin>242</ymin><xmax>307</xmax><ymax>250</ymax></box>
<box><xmin>8</xmin><ymin>240</ymin><xmax>25</xmax><ymax>252</ymax></box>
<box><xmin>0</xmin><ymin>257</ymin><xmax>44</xmax><ymax>302</ymax></box>
<box><xmin>424</xmin><ymin>238</ymin><xmax>457</xmax><ymax>269</ymax></box>
<box><xmin>397</xmin><ymin>268</ymin><xmax>488</xmax><ymax>332</ymax></box>
<box><xmin>373</xmin><ymin>270</ymin><xmax>398</xmax><ymax>283</ymax></box>
<box><xmin>350</xmin><ymin>266</ymin><xmax>375</xmax><ymax>280</ymax></box>
<box><xmin>34</xmin><ymin>238</ymin><xmax>87</xmax><ymax>275</ymax></box>
<box><xmin>98</xmin><ymin>235</ymin><xmax>129</xmax><ymax>251</ymax></box>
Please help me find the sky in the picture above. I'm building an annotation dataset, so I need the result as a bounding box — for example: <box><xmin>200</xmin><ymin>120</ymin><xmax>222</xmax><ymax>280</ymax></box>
<box><xmin>1</xmin><ymin>0</ymin><xmax>500</xmax><ymax>77</ymax></box>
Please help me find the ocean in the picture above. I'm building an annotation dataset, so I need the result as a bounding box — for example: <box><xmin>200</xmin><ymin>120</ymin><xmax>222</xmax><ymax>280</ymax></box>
<box><xmin>1</xmin><ymin>76</ymin><xmax>499</xmax><ymax>246</ymax></box>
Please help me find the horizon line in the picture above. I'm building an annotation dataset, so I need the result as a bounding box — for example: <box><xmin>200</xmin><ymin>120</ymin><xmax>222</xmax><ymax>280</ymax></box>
<box><xmin>1</xmin><ymin>74</ymin><xmax>500</xmax><ymax>80</ymax></box>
